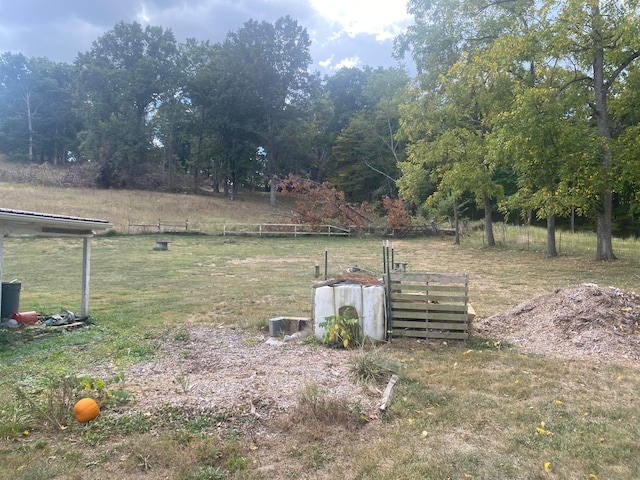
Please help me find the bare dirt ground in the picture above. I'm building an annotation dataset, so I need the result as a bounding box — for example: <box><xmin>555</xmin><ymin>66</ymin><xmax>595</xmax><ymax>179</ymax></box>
<box><xmin>123</xmin><ymin>323</ymin><xmax>381</xmax><ymax>417</ymax></box>
<box><xmin>472</xmin><ymin>283</ymin><xmax>640</xmax><ymax>362</ymax></box>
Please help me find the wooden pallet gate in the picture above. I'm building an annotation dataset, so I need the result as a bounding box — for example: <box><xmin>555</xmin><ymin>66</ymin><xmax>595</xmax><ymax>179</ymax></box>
<box><xmin>387</xmin><ymin>272</ymin><xmax>470</xmax><ymax>340</ymax></box>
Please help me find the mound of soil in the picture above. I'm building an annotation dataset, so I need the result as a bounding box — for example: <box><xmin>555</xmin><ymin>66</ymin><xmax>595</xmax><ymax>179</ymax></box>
<box><xmin>472</xmin><ymin>283</ymin><xmax>640</xmax><ymax>362</ymax></box>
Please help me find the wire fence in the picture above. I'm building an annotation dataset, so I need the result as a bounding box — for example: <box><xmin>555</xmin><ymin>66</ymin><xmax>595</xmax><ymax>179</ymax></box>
<box><xmin>463</xmin><ymin>223</ymin><xmax>640</xmax><ymax>258</ymax></box>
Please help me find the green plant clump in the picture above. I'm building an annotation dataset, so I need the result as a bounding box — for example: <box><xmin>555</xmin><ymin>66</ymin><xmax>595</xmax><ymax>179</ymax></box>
<box><xmin>348</xmin><ymin>349</ymin><xmax>398</xmax><ymax>385</ymax></box>
<box><xmin>318</xmin><ymin>314</ymin><xmax>362</xmax><ymax>348</ymax></box>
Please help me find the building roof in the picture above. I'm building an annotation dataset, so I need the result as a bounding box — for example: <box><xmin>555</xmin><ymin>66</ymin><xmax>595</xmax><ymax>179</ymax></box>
<box><xmin>0</xmin><ymin>208</ymin><xmax>113</xmax><ymax>237</ymax></box>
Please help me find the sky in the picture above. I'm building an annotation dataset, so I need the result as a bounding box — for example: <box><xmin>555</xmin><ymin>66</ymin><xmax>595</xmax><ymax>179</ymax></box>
<box><xmin>0</xmin><ymin>0</ymin><xmax>413</xmax><ymax>75</ymax></box>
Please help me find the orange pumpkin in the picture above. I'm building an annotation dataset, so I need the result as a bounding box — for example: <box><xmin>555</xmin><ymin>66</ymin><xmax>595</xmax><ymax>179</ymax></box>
<box><xmin>73</xmin><ymin>397</ymin><xmax>100</xmax><ymax>423</ymax></box>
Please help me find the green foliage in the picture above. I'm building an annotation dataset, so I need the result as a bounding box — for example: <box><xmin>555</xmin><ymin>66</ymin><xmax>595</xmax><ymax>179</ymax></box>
<box><xmin>11</xmin><ymin>372</ymin><xmax>130</xmax><ymax>432</ymax></box>
<box><xmin>318</xmin><ymin>314</ymin><xmax>362</xmax><ymax>348</ymax></box>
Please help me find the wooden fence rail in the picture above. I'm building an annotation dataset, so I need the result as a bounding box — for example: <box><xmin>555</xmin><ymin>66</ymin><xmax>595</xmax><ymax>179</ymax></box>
<box><xmin>126</xmin><ymin>220</ymin><xmax>352</xmax><ymax>237</ymax></box>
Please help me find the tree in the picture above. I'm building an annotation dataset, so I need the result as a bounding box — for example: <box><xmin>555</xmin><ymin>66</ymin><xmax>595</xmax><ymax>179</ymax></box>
<box><xmin>545</xmin><ymin>0</ymin><xmax>640</xmax><ymax>260</ymax></box>
<box><xmin>222</xmin><ymin>16</ymin><xmax>316</xmax><ymax>205</ymax></box>
<box><xmin>493</xmin><ymin>84</ymin><xmax>596</xmax><ymax>256</ymax></box>
<box><xmin>330</xmin><ymin>67</ymin><xmax>408</xmax><ymax>202</ymax></box>
<box><xmin>396</xmin><ymin>0</ymin><xmax>525</xmax><ymax>246</ymax></box>
<box><xmin>0</xmin><ymin>53</ymin><xmax>79</xmax><ymax>164</ymax></box>
<box><xmin>75</xmin><ymin>21</ymin><xmax>180</xmax><ymax>187</ymax></box>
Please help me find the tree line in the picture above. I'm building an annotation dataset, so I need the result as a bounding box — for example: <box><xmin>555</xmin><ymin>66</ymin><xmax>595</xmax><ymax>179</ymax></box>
<box><xmin>1</xmin><ymin>1</ymin><xmax>640</xmax><ymax>260</ymax></box>
<box><xmin>0</xmin><ymin>17</ymin><xmax>407</xmax><ymax>206</ymax></box>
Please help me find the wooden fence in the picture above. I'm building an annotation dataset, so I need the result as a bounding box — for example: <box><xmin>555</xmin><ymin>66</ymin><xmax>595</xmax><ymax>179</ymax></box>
<box><xmin>125</xmin><ymin>219</ymin><xmax>463</xmax><ymax>238</ymax></box>
<box><xmin>126</xmin><ymin>219</ymin><xmax>352</xmax><ymax>237</ymax></box>
<box><xmin>387</xmin><ymin>272</ymin><xmax>470</xmax><ymax>340</ymax></box>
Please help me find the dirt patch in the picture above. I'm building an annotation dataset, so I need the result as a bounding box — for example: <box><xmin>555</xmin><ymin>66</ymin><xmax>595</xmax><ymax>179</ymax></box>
<box><xmin>472</xmin><ymin>283</ymin><xmax>640</xmax><ymax>362</ymax></box>
<box><xmin>122</xmin><ymin>325</ymin><xmax>381</xmax><ymax>418</ymax></box>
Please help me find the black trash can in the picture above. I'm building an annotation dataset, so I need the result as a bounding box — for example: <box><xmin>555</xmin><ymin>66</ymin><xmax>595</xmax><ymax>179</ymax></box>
<box><xmin>1</xmin><ymin>281</ymin><xmax>21</xmax><ymax>319</ymax></box>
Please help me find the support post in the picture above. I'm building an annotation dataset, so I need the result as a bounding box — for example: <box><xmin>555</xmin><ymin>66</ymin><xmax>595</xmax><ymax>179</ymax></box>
<box><xmin>324</xmin><ymin>247</ymin><xmax>328</xmax><ymax>280</ymax></box>
<box><xmin>81</xmin><ymin>237</ymin><xmax>91</xmax><ymax>317</ymax></box>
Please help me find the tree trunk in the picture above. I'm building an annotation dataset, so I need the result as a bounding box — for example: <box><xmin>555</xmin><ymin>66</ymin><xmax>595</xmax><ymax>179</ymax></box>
<box><xmin>483</xmin><ymin>195</ymin><xmax>495</xmax><ymax>247</ymax></box>
<box><xmin>596</xmin><ymin>191</ymin><xmax>616</xmax><ymax>260</ymax></box>
<box><xmin>25</xmin><ymin>91</ymin><xmax>34</xmax><ymax>162</ymax></box>
<box><xmin>453</xmin><ymin>200</ymin><xmax>460</xmax><ymax>245</ymax></box>
<box><xmin>592</xmin><ymin>4</ymin><xmax>616</xmax><ymax>261</ymax></box>
<box><xmin>547</xmin><ymin>212</ymin><xmax>557</xmax><ymax>258</ymax></box>
<box><xmin>269</xmin><ymin>175</ymin><xmax>277</xmax><ymax>207</ymax></box>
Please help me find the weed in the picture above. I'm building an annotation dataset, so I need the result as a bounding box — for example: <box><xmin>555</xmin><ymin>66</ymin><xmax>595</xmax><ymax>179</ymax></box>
<box><xmin>318</xmin><ymin>314</ymin><xmax>362</xmax><ymax>348</ymax></box>
<box><xmin>179</xmin><ymin>465</ymin><xmax>228</xmax><ymax>480</ymax></box>
<box><xmin>293</xmin><ymin>382</ymin><xmax>364</xmax><ymax>430</ymax></box>
<box><xmin>224</xmin><ymin>454</ymin><xmax>249</xmax><ymax>472</ymax></box>
<box><xmin>175</xmin><ymin>364</ymin><xmax>193</xmax><ymax>393</ymax></box>
<box><xmin>0</xmin><ymin>400</ymin><xmax>33</xmax><ymax>437</ymax></box>
<box><xmin>174</xmin><ymin>327</ymin><xmax>190</xmax><ymax>342</ymax></box>
<box><xmin>348</xmin><ymin>348</ymin><xmax>398</xmax><ymax>385</ymax></box>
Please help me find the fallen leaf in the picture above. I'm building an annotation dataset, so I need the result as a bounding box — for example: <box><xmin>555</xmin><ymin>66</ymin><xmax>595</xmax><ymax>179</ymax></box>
<box><xmin>589</xmin><ymin>474</ymin><xmax>598</xmax><ymax>480</ymax></box>
<box><xmin>250</xmin><ymin>445</ymin><xmax>258</xmax><ymax>451</ymax></box>
<box><xmin>421</xmin><ymin>430</ymin><xmax>428</xmax><ymax>437</ymax></box>
<box><xmin>555</xmin><ymin>400</ymin><xmax>563</xmax><ymax>405</ymax></box>
<box><xmin>544</xmin><ymin>462</ymin><xmax>551</xmax><ymax>472</ymax></box>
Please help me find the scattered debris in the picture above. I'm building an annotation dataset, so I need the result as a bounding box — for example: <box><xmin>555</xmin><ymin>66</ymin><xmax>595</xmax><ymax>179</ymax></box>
<box><xmin>379</xmin><ymin>374</ymin><xmax>400</xmax><ymax>411</ymax></box>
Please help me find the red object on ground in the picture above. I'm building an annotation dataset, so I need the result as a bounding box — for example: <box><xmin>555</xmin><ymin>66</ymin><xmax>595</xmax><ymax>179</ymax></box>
<box><xmin>11</xmin><ymin>311</ymin><xmax>38</xmax><ymax>324</ymax></box>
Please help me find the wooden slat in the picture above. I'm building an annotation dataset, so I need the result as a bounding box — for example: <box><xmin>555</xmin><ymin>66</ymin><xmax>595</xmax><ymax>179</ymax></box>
<box><xmin>425</xmin><ymin>312</ymin><xmax>468</xmax><ymax>322</ymax></box>
<box><xmin>390</xmin><ymin>272</ymin><xmax>468</xmax><ymax>283</ymax></box>
<box><xmin>392</xmin><ymin>329</ymin><xmax>469</xmax><ymax>340</ymax></box>
<box><xmin>391</xmin><ymin>320</ymin><xmax>467</xmax><ymax>331</ymax></box>
<box><xmin>391</xmin><ymin>311</ymin><xmax>432</xmax><ymax>320</ymax></box>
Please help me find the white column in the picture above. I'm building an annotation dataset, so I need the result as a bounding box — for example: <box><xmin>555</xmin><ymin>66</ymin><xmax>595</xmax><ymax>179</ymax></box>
<box><xmin>81</xmin><ymin>237</ymin><xmax>91</xmax><ymax>317</ymax></box>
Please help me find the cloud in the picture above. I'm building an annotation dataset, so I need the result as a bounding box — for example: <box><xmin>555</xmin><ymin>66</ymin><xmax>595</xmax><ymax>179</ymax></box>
<box><xmin>334</xmin><ymin>56</ymin><xmax>361</xmax><ymax>70</ymax></box>
<box><xmin>0</xmin><ymin>0</ymin><xmax>411</xmax><ymax>74</ymax></box>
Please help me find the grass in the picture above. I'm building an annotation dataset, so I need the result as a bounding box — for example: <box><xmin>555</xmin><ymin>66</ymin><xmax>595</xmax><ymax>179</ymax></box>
<box><xmin>1</xmin><ymin>184</ymin><xmax>640</xmax><ymax>479</ymax></box>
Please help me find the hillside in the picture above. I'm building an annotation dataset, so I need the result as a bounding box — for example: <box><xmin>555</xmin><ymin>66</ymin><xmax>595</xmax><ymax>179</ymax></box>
<box><xmin>0</xmin><ymin>177</ymin><xmax>294</xmax><ymax>232</ymax></box>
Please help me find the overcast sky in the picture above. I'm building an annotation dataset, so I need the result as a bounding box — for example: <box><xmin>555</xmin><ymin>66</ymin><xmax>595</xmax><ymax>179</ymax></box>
<box><xmin>0</xmin><ymin>0</ymin><xmax>413</xmax><ymax>75</ymax></box>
